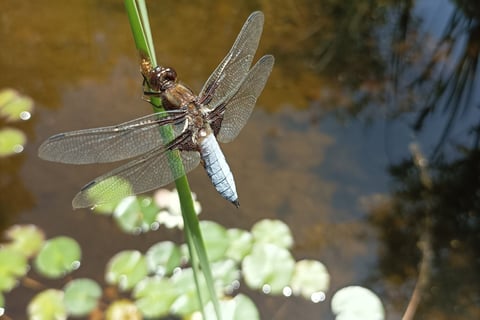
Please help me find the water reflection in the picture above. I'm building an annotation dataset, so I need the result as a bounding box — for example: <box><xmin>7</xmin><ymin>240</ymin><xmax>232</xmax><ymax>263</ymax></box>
<box><xmin>368</xmin><ymin>145</ymin><xmax>480</xmax><ymax>318</ymax></box>
<box><xmin>387</xmin><ymin>0</ymin><xmax>480</xmax><ymax>158</ymax></box>
<box><xmin>350</xmin><ymin>1</ymin><xmax>480</xmax><ymax>318</ymax></box>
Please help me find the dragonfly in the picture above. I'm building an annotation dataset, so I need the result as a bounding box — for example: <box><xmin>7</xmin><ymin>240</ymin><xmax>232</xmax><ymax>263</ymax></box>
<box><xmin>38</xmin><ymin>11</ymin><xmax>274</xmax><ymax>209</ymax></box>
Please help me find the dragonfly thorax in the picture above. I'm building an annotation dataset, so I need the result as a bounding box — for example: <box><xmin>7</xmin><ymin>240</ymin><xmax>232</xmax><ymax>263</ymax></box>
<box><xmin>145</xmin><ymin>65</ymin><xmax>198</xmax><ymax>111</ymax></box>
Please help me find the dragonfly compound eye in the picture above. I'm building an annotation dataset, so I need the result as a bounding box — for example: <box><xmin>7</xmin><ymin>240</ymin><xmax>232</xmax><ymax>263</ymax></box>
<box><xmin>148</xmin><ymin>66</ymin><xmax>177</xmax><ymax>91</ymax></box>
<box><xmin>163</xmin><ymin>68</ymin><xmax>177</xmax><ymax>82</ymax></box>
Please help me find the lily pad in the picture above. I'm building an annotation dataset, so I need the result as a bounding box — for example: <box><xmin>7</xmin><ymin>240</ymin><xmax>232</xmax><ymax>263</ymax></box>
<box><xmin>4</xmin><ymin>224</ymin><xmax>45</xmax><ymax>257</ymax></box>
<box><xmin>201</xmin><ymin>294</ymin><xmax>260</xmax><ymax>320</ymax></box>
<box><xmin>0</xmin><ymin>88</ymin><xmax>33</xmax><ymax>122</ymax></box>
<box><xmin>170</xmin><ymin>268</ymin><xmax>208</xmax><ymax>315</ymax></box>
<box><xmin>145</xmin><ymin>241</ymin><xmax>181</xmax><ymax>276</ymax></box>
<box><xmin>105</xmin><ymin>250</ymin><xmax>148</xmax><ymax>291</ymax></box>
<box><xmin>105</xmin><ymin>299</ymin><xmax>141</xmax><ymax>320</ymax></box>
<box><xmin>0</xmin><ymin>127</ymin><xmax>26</xmax><ymax>156</ymax></box>
<box><xmin>0</xmin><ymin>247</ymin><xmax>29</xmax><ymax>291</ymax></box>
<box><xmin>113</xmin><ymin>196</ymin><xmax>159</xmax><ymax>234</ymax></box>
<box><xmin>290</xmin><ymin>260</ymin><xmax>330</xmax><ymax>300</ymax></box>
<box><xmin>27</xmin><ymin>289</ymin><xmax>66</xmax><ymax>320</ymax></box>
<box><xmin>211</xmin><ymin>259</ymin><xmax>241</xmax><ymax>294</ymax></box>
<box><xmin>0</xmin><ymin>88</ymin><xmax>17</xmax><ymax>107</ymax></box>
<box><xmin>225</xmin><ymin>228</ymin><xmax>253</xmax><ymax>262</ymax></box>
<box><xmin>133</xmin><ymin>276</ymin><xmax>177</xmax><ymax>318</ymax></box>
<box><xmin>200</xmin><ymin>220</ymin><xmax>229</xmax><ymax>262</ymax></box>
<box><xmin>331</xmin><ymin>286</ymin><xmax>385</xmax><ymax>320</ymax></box>
<box><xmin>251</xmin><ymin>219</ymin><xmax>293</xmax><ymax>249</ymax></box>
<box><xmin>63</xmin><ymin>278</ymin><xmax>102</xmax><ymax>316</ymax></box>
<box><xmin>34</xmin><ymin>236</ymin><xmax>81</xmax><ymax>279</ymax></box>
<box><xmin>242</xmin><ymin>243</ymin><xmax>295</xmax><ymax>294</ymax></box>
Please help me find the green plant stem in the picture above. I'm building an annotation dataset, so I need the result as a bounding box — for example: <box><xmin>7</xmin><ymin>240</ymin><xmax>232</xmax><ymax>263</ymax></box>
<box><xmin>124</xmin><ymin>1</ymin><xmax>222</xmax><ymax>319</ymax></box>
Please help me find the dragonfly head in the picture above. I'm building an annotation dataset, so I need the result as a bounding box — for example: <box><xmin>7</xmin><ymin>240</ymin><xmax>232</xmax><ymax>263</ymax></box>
<box><xmin>148</xmin><ymin>66</ymin><xmax>177</xmax><ymax>92</ymax></box>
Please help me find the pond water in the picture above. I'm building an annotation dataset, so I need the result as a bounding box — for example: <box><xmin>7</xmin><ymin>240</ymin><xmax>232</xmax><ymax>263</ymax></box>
<box><xmin>1</xmin><ymin>0</ymin><xmax>479</xmax><ymax>319</ymax></box>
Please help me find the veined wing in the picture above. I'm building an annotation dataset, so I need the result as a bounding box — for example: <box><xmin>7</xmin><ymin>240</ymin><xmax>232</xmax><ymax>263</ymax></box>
<box><xmin>215</xmin><ymin>54</ymin><xmax>274</xmax><ymax>143</ymax></box>
<box><xmin>72</xmin><ymin>134</ymin><xmax>201</xmax><ymax>209</ymax></box>
<box><xmin>38</xmin><ymin>110</ymin><xmax>187</xmax><ymax>164</ymax></box>
<box><xmin>199</xmin><ymin>11</ymin><xmax>265</xmax><ymax>109</ymax></box>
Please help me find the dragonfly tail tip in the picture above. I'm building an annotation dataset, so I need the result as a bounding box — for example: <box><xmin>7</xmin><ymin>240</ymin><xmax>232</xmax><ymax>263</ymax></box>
<box><xmin>232</xmin><ymin>199</ymin><xmax>240</xmax><ymax>208</ymax></box>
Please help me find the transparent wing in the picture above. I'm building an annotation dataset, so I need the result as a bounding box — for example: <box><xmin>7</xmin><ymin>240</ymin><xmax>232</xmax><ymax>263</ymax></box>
<box><xmin>38</xmin><ymin>110</ymin><xmax>187</xmax><ymax>164</ymax></box>
<box><xmin>216</xmin><ymin>55</ymin><xmax>274</xmax><ymax>143</ymax></box>
<box><xmin>199</xmin><ymin>11</ymin><xmax>265</xmax><ymax>109</ymax></box>
<box><xmin>72</xmin><ymin>144</ymin><xmax>201</xmax><ymax>209</ymax></box>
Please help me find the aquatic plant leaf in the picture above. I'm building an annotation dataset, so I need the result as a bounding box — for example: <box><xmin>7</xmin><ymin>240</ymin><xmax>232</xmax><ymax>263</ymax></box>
<box><xmin>133</xmin><ymin>276</ymin><xmax>177</xmax><ymax>318</ymax></box>
<box><xmin>242</xmin><ymin>243</ymin><xmax>295</xmax><ymax>294</ymax></box>
<box><xmin>105</xmin><ymin>250</ymin><xmax>148</xmax><ymax>291</ymax></box>
<box><xmin>34</xmin><ymin>236</ymin><xmax>81</xmax><ymax>279</ymax></box>
<box><xmin>331</xmin><ymin>286</ymin><xmax>385</xmax><ymax>320</ymax></box>
<box><xmin>251</xmin><ymin>219</ymin><xmax>293</xmax><ymax>249</ymax></box>
<box><xmin>63</xmin><ymin>278</ymin><xmax>102</xmax><ymax>316</ymax></box>
<box><xmin>0</xmin><ymin>127</ymin><xmax>26</xmax><ymax>156</ymax></box>
<box><xmin>27</xmin><ymin>289</ymin><xmax>66</xmax><ymax>320</ymax></box>
<box><xmin>290</xmin><ymin>260</ymin><xmax>330</xmax><ymax>300</ymax></box>
<box><xmin>113</xmin><ymin>196</ymin><xmax>159</xmax><ymax>234</ymax></box>
<box><xmin>211</xmin><ymin>259</ymin><xmax>241</xmax><ymax>294</ymax></box>
<box><xmin>0</xmin><ymin>248</ymin><xmax>29</xmax><ymax>291</ymax></box>
<box><xmin>4</xmin><ymin>224</ymin><xmax>45</xmax><ymax>258</ymax></box>
<box><xmin>145</xmin><ymin>241</ymin><xmax>181</xmax><ymax>276</ymax></box>
<box><xmin>225</xmin><ymin>228</ymin><xmax>253</xmax><ymax>262</ymax></box>
<box><xmin>0</xmin><ymin>88</ymin><xmax>33</xmax><ymax>122</ymax></box>
<box><xmin>170</xmin><ymin>268</ymin><xmax>209</xmax><ymax>315</ymax></box>
<box><xmin>201</xmin><ymin>294</ymin><xmax>260</xmax><ymax>320</ymax></box>
<box><xmin>105</xmin><ymin>300</ymin><xmax>141</xmax><ymax>320</ymax></box>
<box><xmin>200</xmin><ymin>220</ymin><xmax>229</xmax><ymax>262</ymax></box>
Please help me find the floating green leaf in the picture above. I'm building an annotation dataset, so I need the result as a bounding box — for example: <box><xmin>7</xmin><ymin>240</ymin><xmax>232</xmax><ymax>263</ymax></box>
<box><xmin>27</xmin><ymin>289</ymin><xmax>66</xmax><ymax>320</ymax></box>
<box><xmin>145</xmin><ymin>241</ymin><xmax>181</xmax><ymax>276</ymax></box>
<box><xmin>290</xmin><ymin>260</ymin><xmax>330</xmax><ymax>300</ymax></box>
<box><xmin>133</xmin><ymin>276</ymin><xmax>177</xmax><ymax>318</ymax></box>
<box><xmin>113</xmin><ymin>196</ymin><xmax>159</xmax><ymax>234</ymax></box>
<box><xmin>34</xmin><ymin>236</ymin><xmax>81</xmax><ymax>279</ymax></box>
<box><xmin>0</xmin><ymin>127</ymin><xmax>26</xmax><ymax>156</ymax></box>
<box><xmin>170</xmin><ymin>268</ymin><xmax>208</xmax><ymax>315</ymax></box>
<box><xmin>105</xmin><ymin>250</ymin><xmax>148</xmax><ymax>291</ymax></box>
<box><xmin>251</xmin><ymin>219</ymin><xmax>293</xmax><ymax>249</ymax></box>
<box><xmin>0</xmin><ymin>89</ymin><xmax>17</xmax><ymax>107</ymax></box>
<box><xmin>242</xmin><ymin>243</ymin><xmax>295</xmax><ymax>294</ymax></box>
<box><xmin>225</xmin><ymin>228</ymin><xmax>253</xmax><ymax>262</ymax></box>
<box><xmin>201</xmin><ymin>294</ymin><xmax>260</xmax><ymax>320</ymax></box>
<box><xmin>63</xmin><ymin>278</ymin><xmax>102</xmax><ymax>316</ymax></box>
<box><xmin>105</xmin><ymin>299</ymin><xmax>141</xmax><ymax>320</ymax></box>
<box><xmin>0</xmin><ymin>88</ymin><xmax>33</xmax><ymax>122</ymax></box>
<box><xmin>0</xmin><ymin>247</ymin><xmax>29</xmax><ymax>291</ymax></box>
<box><xmin>4</xmin><ymin>224</ymin><xmax>45</xmax><ymax>257</ymax></box>
<box><xmin>200</xmin><ymin>220</ymin><xmax>229</xmax><ymax>262</ymax></box>
<box><xmin>211</xmin><ymin>259</ymin><xmax>240</xmax><ymax>294</ymax></box>
<box><xmin>331</xmin><ymin>286</ymin><xmax>385</xmax><ymax>320</ymax></box>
